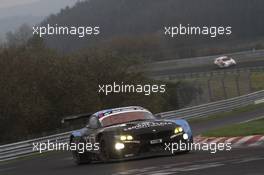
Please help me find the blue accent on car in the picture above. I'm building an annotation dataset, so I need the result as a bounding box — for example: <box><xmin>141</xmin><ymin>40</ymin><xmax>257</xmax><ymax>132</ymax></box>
<box><xmin>71</xmin><ymin>130</ymin><xmax>82</xmax><ymax>137</ymax></box>
<box><xmin>167</xmin><ymin>119</ymin><xmax>193</xmax><ymax>138</ymax></box>
<box><xmin>93</xmin><ymin>106</ymin><xmax>146</xmax><ymax>118</ymax></box>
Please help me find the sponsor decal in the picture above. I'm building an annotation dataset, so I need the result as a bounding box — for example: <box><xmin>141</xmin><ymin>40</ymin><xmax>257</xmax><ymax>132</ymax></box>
<box><xmin>124</xmin><ymin>121</ymin><xmax>173</xmax><ymax>131</ymax></box>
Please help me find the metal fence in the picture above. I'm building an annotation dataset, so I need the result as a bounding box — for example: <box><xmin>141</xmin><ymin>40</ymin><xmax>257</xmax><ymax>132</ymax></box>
<box><xmin>153</xmin><ymin>66</ymin><xmax>264</xmax><ymax>107</ymax></box>
<box><xmin>1</xmin><ymin>90</ymin><xmax>264</xmax><ymax>162</ymax></box>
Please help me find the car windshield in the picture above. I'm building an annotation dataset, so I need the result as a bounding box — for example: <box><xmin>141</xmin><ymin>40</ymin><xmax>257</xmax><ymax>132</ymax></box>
<box><xmin>100</xmin><ymin>111</ymin><xmax>154</xmax><ymax>127</ymax></box>
<box><xmin>222</xmin><ymin>58</ymin><xmax>231</xmax><ymax>61</ymax></box>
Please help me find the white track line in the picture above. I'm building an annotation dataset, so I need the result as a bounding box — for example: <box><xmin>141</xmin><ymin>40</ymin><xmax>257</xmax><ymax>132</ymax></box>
<box><xmin>239</xmin><ymin>116</ymin><xmax>264</xmax><ymax>124</ymax></box>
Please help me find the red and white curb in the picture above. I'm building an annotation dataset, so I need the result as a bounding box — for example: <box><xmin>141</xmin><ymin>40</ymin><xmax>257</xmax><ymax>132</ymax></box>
<box><xmin>194</xmin><ymin>135</ymin><xmax>264</xmax><ymax>148</ymax></box>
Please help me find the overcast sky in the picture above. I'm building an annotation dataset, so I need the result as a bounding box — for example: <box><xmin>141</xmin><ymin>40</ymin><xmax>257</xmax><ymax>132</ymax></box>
<box><xmin>0</xmin><ymin>0</ymin><xmax>81</xmax><ymax>39</ymax></box>
<box><xmin>0</xmin><ymin>0</ymin><xmax>81</xmax><ymax>19</ymax></box>
<box><xmin>0</xmin><ymin>0</ymin><xmax>40</xmax><ymax>9</ymax></box>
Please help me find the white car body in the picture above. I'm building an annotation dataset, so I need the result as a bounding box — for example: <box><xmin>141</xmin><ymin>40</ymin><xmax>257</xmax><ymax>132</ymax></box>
<box><xmin>214</xmin><ymin>56</ymin><xmax>236</xmax><ymax>68</ymax></box>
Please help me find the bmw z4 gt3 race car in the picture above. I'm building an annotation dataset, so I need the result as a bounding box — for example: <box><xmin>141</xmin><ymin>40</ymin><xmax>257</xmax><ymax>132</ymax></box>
<box><xmin>62</xmin><ymin>106</ymin><xmax>193</xmax><ymax>164</ymax></box>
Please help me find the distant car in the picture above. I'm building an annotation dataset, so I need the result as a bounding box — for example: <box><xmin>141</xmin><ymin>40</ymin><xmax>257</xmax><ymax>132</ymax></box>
<box><xmin>62</xmin><ymin>106</ymin><xmax>193</xmax><ymax>164</ymax></box>
<box><xmin>214</xmin><ymin>56</ymin><xmax>236</xmax><ymax>68</ymax></box>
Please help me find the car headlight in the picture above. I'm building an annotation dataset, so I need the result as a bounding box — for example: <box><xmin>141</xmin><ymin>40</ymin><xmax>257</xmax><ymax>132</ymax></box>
<box><xmin>120</xmin><ymin>135</ymin><xmax>127</xmax><ymax>141</ymax></box>
<box><xmin>127</xmin><ymin>135</ymin><xmax>133</xmax><ymax>140</ymax></box>
<box><xmin>183</xmin><ymin>133</ymin><xmax>189</xmax><ymax>140</ymax></box>
<box><xmin>115</xmin><ymin>143</ymin><xmax>125</xmax><ymax>150</ymax></box>
<box><xmin>119</xmin><ymin>135</ymin><xmax>133</xmax><ymax>141</ymax></box>
<box><xmin>174</xmin><ymin>127</ymin><xmax>183</xmax><ymax>134</ymax></box>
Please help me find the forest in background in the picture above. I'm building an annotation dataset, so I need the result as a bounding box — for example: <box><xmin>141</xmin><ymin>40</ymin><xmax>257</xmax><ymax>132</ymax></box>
<box><xmin>40</xmin><ymin>0</ymin><xmax>264</xmax><ymax>60</ymax></box>
<box><xmin>0</xmin><ymin>36</ymin><xmax>199</xmax><ymax>144</ymax></box>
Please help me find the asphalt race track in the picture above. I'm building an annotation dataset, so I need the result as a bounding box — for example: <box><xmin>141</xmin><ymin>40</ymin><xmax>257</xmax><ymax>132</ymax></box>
<box><xmin>1</xmin><ymin>147</ymin><xmax>264</xmax><ymax>175</ymax></box>
<box><xmin>1</xmin><ymin>107</ymin><xmax>264</xmax><ymax>175</ymax></box>
<box><xmin>148</xmin><ymin>60</ymin><xmax>264</xmax><ymax>76</ymax></box>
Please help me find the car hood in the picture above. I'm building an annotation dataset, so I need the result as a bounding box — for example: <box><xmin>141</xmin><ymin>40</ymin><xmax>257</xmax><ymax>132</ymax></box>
<box><xmin>100</xmin><ymin>120</ymin><xmax>178</xmax><ymax>135</ymax></box>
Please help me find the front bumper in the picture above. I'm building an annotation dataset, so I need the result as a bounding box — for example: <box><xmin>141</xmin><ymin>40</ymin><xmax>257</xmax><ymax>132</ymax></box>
<box><xmin>110</xmin><ymin>133</ymin><xmax>191</xmax><ymax>159</ymax></box>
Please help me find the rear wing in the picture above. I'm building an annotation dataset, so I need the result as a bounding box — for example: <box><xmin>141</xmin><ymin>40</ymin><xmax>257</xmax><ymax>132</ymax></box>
<box><xmin>61</xmin><ymin>112</ymin><xmax>93</xmax><ymax>124</ymax></box>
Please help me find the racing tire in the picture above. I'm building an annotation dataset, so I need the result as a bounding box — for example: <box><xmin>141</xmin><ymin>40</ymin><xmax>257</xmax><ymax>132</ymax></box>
<box><xmin>183</xmin><ymin>136</ymin><xmax>193</xmax><ymax>153</ymax></box>
<box><xmin>172</xmin><ymin>136</ymin><xmax>193</xmax><ymax>155</ymax></box>
<box><xmin>71</xmin><ymin>137</ymin><xmax>91</xmax><ymax>165</ymax></box>
<box><xmin>98</xmin><ymin>137</ymin><xmax>111</xmax><ymax>162</ymax></box>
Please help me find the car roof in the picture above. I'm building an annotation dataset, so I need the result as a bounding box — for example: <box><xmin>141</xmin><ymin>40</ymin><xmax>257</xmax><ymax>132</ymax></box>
<box><xmin>93</xmin><ymin>106</ymin><xmax>151</xmax><ymax>120</ymax></box>
<box><xmin>216</xmin><ymin>56</ymin><xmax>228</xmax><ymax>60</ymax></box>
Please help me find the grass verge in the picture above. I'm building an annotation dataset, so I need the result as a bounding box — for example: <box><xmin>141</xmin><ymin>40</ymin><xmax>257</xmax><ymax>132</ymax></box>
<box><xmin>251</xmin><ymin>72</ymin><xmax>264</xmax><ymax>91</ymax></box>
<box><xmin>189</xmin><ymin>102</ymin><xmax>264</xmax><ymax>124</ymax></box>
<box><xmin>202</xmin><ymin>118</ymin><xmax>264</xmax><ymax>137</ymax></box>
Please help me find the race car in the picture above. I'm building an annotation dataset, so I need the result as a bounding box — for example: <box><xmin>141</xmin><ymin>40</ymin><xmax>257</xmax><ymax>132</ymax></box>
<box><xmin>214</xmin><ymin>56</ymin><xmax>236</xmax><ymax>68</ymax></box>
<box><xmin>62</xmin><ymin>106</ymin><xmax>193</xmax><ymax>164</ymax></box>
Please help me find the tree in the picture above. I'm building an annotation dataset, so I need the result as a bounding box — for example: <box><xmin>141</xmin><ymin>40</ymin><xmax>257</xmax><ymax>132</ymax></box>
<box><xmin>6</xmin><ymin>24</ymin><xmax>32</xmax><ymax>47</ymax></box>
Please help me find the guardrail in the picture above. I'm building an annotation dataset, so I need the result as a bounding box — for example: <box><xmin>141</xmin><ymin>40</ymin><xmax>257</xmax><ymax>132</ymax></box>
<box><xmin>158</xmin><ymin>90</ymin><xmax>264</xmax><ymax>119</ymax></box>
<box><xmin>144</xmin><ymin>49</ymin><xmax>264</xmax><ymax>72</ymax></box>
<box><xmin>1</xmin><ymin>90</ymin><xmax>264</xmax><ymax>162</ymax></box>
<box><xmin>152</xmin><ymin>66</ymin><xmax>264</xmax><ymax>80</ymax></box>
<box><xmin>0</xmin><ymin>132</ymin><xmax>71</xmax><ymax>162</ymax></box>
